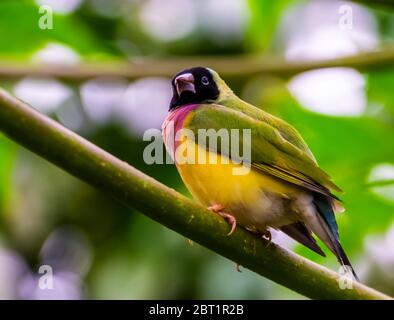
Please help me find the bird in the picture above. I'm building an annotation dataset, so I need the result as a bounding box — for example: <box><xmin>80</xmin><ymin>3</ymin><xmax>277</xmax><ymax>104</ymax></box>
<box><xmin>162</xmin><ymin>66</ymin><xmax>358</xmax><ymax>280</ymax></box>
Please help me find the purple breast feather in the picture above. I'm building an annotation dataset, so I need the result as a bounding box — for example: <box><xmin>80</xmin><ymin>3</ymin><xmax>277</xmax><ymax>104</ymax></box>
<box><xmin>162</xmin><ymin>104</ymin><xmax>200</xmax><ymax>162</ymax></box>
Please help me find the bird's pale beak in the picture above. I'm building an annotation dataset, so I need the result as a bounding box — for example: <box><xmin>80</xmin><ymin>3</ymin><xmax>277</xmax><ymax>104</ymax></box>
<box><xmin>175</xmin><ymin>73</ymin><xmax>195</xmax><ymax>95</ymax></box>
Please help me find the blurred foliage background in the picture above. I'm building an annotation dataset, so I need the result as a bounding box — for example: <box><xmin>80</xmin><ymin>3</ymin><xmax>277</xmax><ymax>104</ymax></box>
<box><xmin>0</xmin><ymin>0</ymin><xmax>393</xmax><ymax>299</ymax></box>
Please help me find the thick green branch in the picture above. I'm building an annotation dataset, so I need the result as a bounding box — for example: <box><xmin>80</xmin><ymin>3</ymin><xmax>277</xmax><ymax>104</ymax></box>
<box><xmin>0</xmin><ymin>48</ymin><xmax>393</xmax><ymax>81</ymax></box>
<box><xmin>0</xmin><ymin>89</ymin><xmax>391</xmax><ymax>300</ymax></box>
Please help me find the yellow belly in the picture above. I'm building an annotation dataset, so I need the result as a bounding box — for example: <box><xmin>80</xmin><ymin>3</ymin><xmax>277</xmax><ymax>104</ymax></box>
<box><xmin>176</xmin><ymin>141</ymin><xmax>299</xmax><ymax>230</ymax></box>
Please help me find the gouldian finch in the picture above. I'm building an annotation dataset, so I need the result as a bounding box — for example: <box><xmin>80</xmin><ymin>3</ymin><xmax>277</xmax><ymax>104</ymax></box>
<box><xmin>162</xmin><ymin>67</ymin><xmax>358</xmax><ymax>280</ymax></box>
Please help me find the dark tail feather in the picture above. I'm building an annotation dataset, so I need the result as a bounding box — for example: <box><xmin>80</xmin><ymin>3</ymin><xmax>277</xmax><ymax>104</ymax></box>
<box><xmin>334</xmin><ymin>240</ymin><xmax>360</xmax><ymax>282</ymax></box>
<box><xmin>281</xmin><ymin>222</ymin><xmax>326</xmax><ymax>257</ymax></box>
<box><xmin>313</xmin><ymin>193</ymin><xmax>359</xmax><ymax>282</ymax></box>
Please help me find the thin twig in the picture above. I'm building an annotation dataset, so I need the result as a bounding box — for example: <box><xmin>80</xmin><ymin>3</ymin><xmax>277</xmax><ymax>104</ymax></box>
<box><xmin>0</xmin><ymin>48</ymin><xmax>393</xmax><ymax>81</ymax></box>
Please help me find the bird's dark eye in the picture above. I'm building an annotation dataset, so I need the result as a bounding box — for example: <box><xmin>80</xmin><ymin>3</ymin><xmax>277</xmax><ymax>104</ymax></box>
<box><xmin>201</xmin><ymin>76</ymin><xmax>209</xmax><ymax>85</ymax></box>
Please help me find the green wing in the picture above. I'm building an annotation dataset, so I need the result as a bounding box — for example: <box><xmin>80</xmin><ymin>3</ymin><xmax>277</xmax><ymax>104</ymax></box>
<box><xmin>185</xmin><ymin>103</ymin><xmax>341</xmax><ymax>197</ymax></box>
<box><xmin>221</xmin><ymin>97</ymin><xmax>318</xmax><ymax>163</ymax></box>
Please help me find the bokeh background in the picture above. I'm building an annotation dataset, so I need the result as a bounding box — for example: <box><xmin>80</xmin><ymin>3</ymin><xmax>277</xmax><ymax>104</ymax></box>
<box><xmin>0</xmin><ymin>0</ymin><xmax>393</xmax><ymax>299</ymax></box>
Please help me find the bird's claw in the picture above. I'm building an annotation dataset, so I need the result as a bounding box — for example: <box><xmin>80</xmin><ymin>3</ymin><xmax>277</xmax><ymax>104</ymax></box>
<box><xmin>221</xmin><ymin>212</ymin><xmax>237</xmax><ymax>236</ymax></box>
<box><xmin>235</xmin><ymin>263</ymin><xmax>242</xmax><ymax>272</ymax></box>
<box><xmin>262</xmin><ymin>230</ymin><xmax>272</xmax><ymax>247</ymax></box>
<box><xmin>208</xmin><ymin>204</ymin><xmax>237</xmax><ymax>236</ymax></box>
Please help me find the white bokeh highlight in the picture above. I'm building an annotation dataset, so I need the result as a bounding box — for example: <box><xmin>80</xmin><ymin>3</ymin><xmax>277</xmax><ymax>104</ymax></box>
<box><xmin>288</xmin><ymin>68</ymin><xmax>366</xmax><ymax>116</ymax></box>
<box><xmin>80</xmin><ymin>78</ymin><xmax>128</xmax><ymax>124</ymax></box>
<box><xmin>282</xmin><ymin>0</ymin><xmax>377</xmax><ymax>117</ymax></box>
<box><xmin>139</xmin><ymin>0</ymin><xmax>197</xmax><ymax>41</ymax></box>
<box><xmin>14</xmin><ymin>77</ymin><xmax>73</xmax><ymax>114</ymax></box>
<box><xmin>281</xmin><ymin>0</ymin><xmax>378</xmax><ymax>61</ymax></box>
<box><xmin>199</xmin><ymin>0</ymin><xmax>249</xmax><ymax>45</ymax></box>
<box><xmin>0</xmin><ymin>249</ymin><xmax>29</xmax><ymax>299</ymax></box>
<box><xmin>56</xmin><ymin>98</ymin><xmax>84</xmax><ymax>131</ymax></box>
<box><xmin>117</xmin><ymin>78</ymin><xmax>172</xmax><ymax>135</ymax></box>
<box><xmin>363</xmin><ymin>224</ymin><xmax>394</xmax><ymax>280</ymax></box>
<box><xmin>367</xmin><ymin>163</ymin><xmax>394</xmax><ymax>202</ymax></box>
<box><xmin>32</xmin><ymin>43</ymin><xmax>81</xmax><ymax>66</ymax></box>
<box><xmin>35</xmin><ymin>0</ymin><xmax>83</xmax><ymax>14</ymax></box>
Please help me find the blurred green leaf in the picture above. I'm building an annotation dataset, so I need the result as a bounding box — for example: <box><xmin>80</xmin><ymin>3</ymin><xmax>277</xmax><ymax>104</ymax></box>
<box><xmin>246</xmin><ymin>0</ymin><xmax>296</xmax><ymax>52</ymax></box>
<box><xmin>366</xmin><ymin>71</ymin><xmax>394</xmax><ymax>121</ymax></box>
<box><xmin>0</xmin><ymin>0</ymin><xmax>107</xmax><ymax>58</ymax></box>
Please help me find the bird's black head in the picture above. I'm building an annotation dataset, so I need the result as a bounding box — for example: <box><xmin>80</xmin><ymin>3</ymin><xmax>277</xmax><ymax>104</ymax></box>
<box><xmin>169</xmin><ymin>67</ymin><xmax>220</xmax><ymax>110</ymax></box>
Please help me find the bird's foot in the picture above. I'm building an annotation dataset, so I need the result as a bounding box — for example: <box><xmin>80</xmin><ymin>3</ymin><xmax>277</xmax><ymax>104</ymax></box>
<box><xmin>218</xmin><ymin>212</ymin><xmax>237</xmax><ymax>236</ymax></box>
<box><xmin>208</xmin><ymin>204</ymin><xmax>237</xmax><ymax>236</ymax></box>
<box><xmin>262</xmin><ymin>230</ymin><xmax>272</xmax><ymax>247</ymax></box>
<box><xmin>235</xmin><ymin>263</ymin><xmax>242</xmax><ymax>272</ymax></box>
